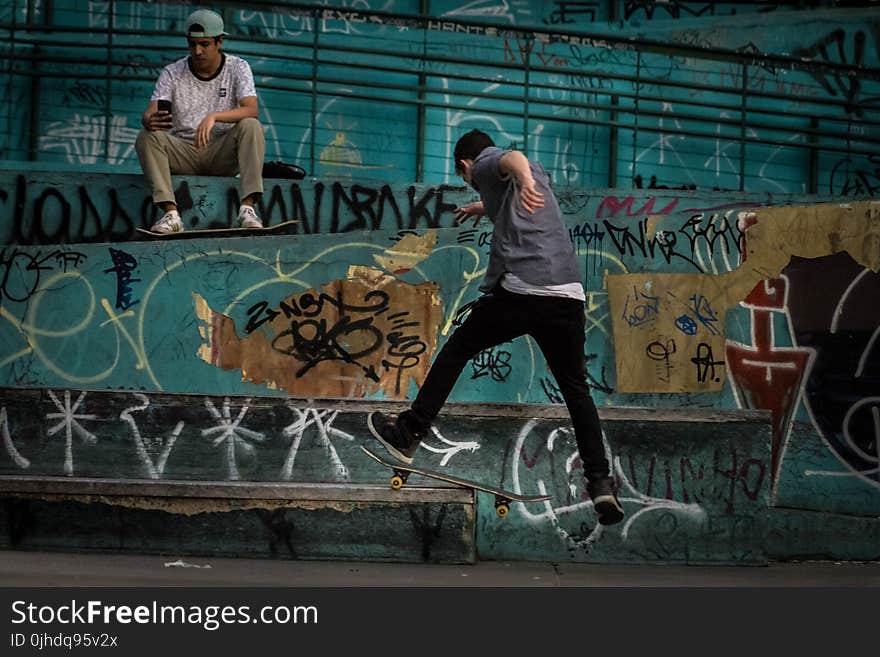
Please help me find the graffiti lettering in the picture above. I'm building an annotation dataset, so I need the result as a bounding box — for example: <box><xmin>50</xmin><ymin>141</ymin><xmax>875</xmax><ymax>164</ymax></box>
<box><xmin>626</xmin><ymin>447</ymin><xmax>766</xmax><ymax>513</ymax></box>
<box><xmin>585</xmin><ymin>353</ymin><xmax>614</xmax><ymax>394</ymax></box>
<box><xmin>622</xmin><ymin>285</ymin><xmax>659</xmax><ymax>328</ymax></box>
<box><xmin>1</xmin><ymin>406</ymin><xmax>30</xmax><ymax>469</ymax></box>
<box><xmin>679</xmin><ymin>213</ymin><xmax>745</xmax><ymax>263</ymax></box>
<box><xmin>273</xmin><ymin>315</ymin><xmax>384</xmax><ymax>380</ymax></box>
<box><xmin>2</xmin><ymin>176</ymin><xmax>465</xmax><ymax>244</ymax></box>
<box><xmin>103</xmin><ymin>248</ymin><xmax>140</xmax><ymax>311</ymax></box>
<box><xmin>0</xmin><ymin>247</ymin><xmax>87</xmax><ymax>304</ymax></box>
<box><xmin>691</xmin><ymin>342</ymin><xmax>725</xmax><ymax>383</ymax></box>
<box><xmin>541</xmin><ymin>377</ymin><xmax>565</xmax><ymax>404</ymax></box>
<box><xmin>687</xmin><ymin>294</ymin><xmax>720</xmax><ymax>335</ymax></box>
<box><xmin>633</xmin><ymin>174</ymin><xmax>696</xmax><ymax>191</ymax></box>
<box><xmin>675</xmin><ymin>314</ymin><xmax>698</xmax><ymax>336</ymax></box>
<box><xmin>792</xmin><ymin>29</ymin><xmax>871</xmax><ymax>117</ymax></box>
<box><xmin>471</xmin><ymin>348</ymin><xmax>513</xmax><ymax>382</ymax></box>
<box><xmin>242</xmin><ymin>181</ymin><xmax>460</xmax><ymax>233</ymax></box>
<box><xmin>457</xmin><ymin>228</ymin><xmax>478</xmax><ymax>244</ymax></box>
<box><xmin>4</xmin><ymin>175</ymin><xmax>138</xmax><ymax>245</ymax></box>
<box><xmin>715</xmin><ymin>448</ymin><xmax>767</xmax><ymax>514</ymax></box>
<box><xmin>570</xmin><ymin>222</ymin><xmax>605</xmax><ymax>274</ymax></box>
<box><xmin>543</xmin><ymin>1</ymin><xmax>599</xmax><ymax>25</ymax></box>
<box><xmin>116</xmin><ymin>54</ymin><xmax>162</xmax><ymax>77</ymax></box>
<box><xmin>382</xmin><ymin>311</ymin><xmax>429</xmax><ymax>394</ymax></box>
<box><xmin>332</xmin><ymin>183</ymin><xmax>402</xmax><ymax>232</ymax></box>
<box><xmin>246</xmin><ymin>290</ymin><xmax>428</xmax><ymax>389</ymax></box>
<box><xmin>830</xmin><ymin>154</ymin><xmax>880</xmax><ymax>197</ymax></box>
<box><xmin>45</xmin><ymin>390</ymin><xmax>97</xmax><ymax>476</ymax></box>
<box><xmin>62</xmin><ymin>81</ymin><xmax>106</xmax><ymax>109</ymax></box>
<box><xmin>596</xmin><ymin>195</ymin><xmax>679</xmax><ymax>220</ymax></box>
<box><xmin>247</xmin><ymin>290</ymin><xmax>391</xmax><ymax>334</ymax></box>
<box><xmin>541</xmin><ymin>352</ymin><xmax>613</xmax><ymax>398</ymax></box>
<box><xmin>557</xmin><ymin>190</ymin><xmax>591</xmax><ymax>215</ymax></box>
<box><xmin>624</xmin><ymin>1</ymin><xmax>705</xmax><ymax>21</ymax></box>
<box><xmin>666</xmin><ymin>291</ymin><xmax>721</xmax><ymax>336</ymax></box>
<box><xmin>202</xmin><ymin>397</ymin><xmax>265</xmax><ymax>481</ymax></box>
<box><xmin>569</xmin><ymin>222</ymin><xmax>605</xmax><ymax>248</ymax></box>
<box><xmin>647</xmin><ymin>339</ymin><xmax>677</xmax><ymax>383</ymax></box>
<box><xmin>603</xmin><ymin>219</ymin><xmax>700</xmax><ymax>270</ymax></box>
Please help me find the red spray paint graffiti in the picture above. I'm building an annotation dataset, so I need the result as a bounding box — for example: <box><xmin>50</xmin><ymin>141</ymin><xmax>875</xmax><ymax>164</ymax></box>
<box><xmin>725</xmin><ymin>278</ymin><xmax>812</xmax><ymax>490</ymax></box>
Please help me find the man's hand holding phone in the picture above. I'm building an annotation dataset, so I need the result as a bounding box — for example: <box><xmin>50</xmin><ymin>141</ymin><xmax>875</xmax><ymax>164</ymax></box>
<box><xmin>144</xmin><ymin>99</ymin><xmax>173</xmax><ymax>131</ymax></box>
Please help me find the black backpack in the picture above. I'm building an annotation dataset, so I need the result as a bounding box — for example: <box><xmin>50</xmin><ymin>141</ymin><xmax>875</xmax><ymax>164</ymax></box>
<box><xmin>262</xmin><ymin>161</ymin><xmax>306</xmax><ymax>179</ymax></box>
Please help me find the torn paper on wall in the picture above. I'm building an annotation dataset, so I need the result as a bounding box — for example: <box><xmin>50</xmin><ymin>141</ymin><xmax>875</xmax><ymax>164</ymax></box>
<box><xmin>194</xmin><ymin>271</ymin><xmax>442</xmax><ymax>398</ymax></box>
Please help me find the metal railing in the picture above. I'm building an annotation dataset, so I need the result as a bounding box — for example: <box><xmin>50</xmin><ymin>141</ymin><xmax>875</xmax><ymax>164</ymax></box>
<box><xmin>0</xmin><ymin>0</ymin><xmax>878</xmax><ymax>193</ymax></box>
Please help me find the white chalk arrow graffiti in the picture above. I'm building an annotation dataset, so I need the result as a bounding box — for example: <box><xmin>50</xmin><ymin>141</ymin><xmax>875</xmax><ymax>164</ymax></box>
<box><xmin>120</xmin><ymin>394</ymin><xmax>183</xmax><ymax>480</ymax></box>
<box><xmin>46</xmin><ymin>390</ymin><xmax>97</xmax><ymax>476</ymax></box>
<box><xmin>202</xmin><ymin>398</ymin><xmax>265</xmax><ymax>481</ymax></box>
<box><xmin>281</xmin><ymin>405</ymin><xmax>354</xmax><ymax>481</ymax></box>
<box><xmin>421</xmin><ymin>425</ymin><xmax>480</xmax><ymax>466</ymax></box>
<box><xmin>1</xmin><ymin>406</ymin><xmax>30</xmax><ymax>469</ymax></box>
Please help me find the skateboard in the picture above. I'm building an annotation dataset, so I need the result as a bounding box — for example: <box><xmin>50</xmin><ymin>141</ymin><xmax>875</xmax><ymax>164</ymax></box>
<box><xmin>137</xmin><ymin>220</ymin><xmax>297</xmax><ymax>240</ymax></box>
<box><xmin>360</xmin><ymin>445</ymin><xmax>551</xmax><ymax>518</ymax></box>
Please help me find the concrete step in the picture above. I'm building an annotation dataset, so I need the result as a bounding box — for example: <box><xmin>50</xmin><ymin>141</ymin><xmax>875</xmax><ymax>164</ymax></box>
<box><xmin>0</xmin><ymin>476</ymin><xmax>474</xmax><ymax>564</ymax></box>
<box><xmin>0</xmin><ymin>386</ymin><xmax>771</xmax><ymax>564</ymax></box>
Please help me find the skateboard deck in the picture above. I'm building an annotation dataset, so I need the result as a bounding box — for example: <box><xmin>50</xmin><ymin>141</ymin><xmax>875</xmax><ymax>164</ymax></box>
<box><xmin>137</xmin><ymin>220</ymin><xmax>297</xmax><ymax>240</ymax></box>
<box><xmin>361</xmin><ymin>445</ymin><xmax>551</xmax><ymax>517</ymax></box>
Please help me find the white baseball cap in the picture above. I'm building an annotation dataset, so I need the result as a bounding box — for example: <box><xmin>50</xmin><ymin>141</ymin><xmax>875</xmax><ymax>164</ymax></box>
<box><xmin>185</xmin><ymin>9</ymin><xmax>229</xmax><ymax>38</ymax></box>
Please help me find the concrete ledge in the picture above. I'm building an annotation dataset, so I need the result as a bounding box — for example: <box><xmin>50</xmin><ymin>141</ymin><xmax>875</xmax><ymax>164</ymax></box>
<box><xmin>0</xmin><ymin>386</ymin><xmax>771</xmax><ymax>563</ymax></box>
<box><xmin>0</xmin><ymin>475</ymin><xmax>472</xmax><ymax>504</ymax></box>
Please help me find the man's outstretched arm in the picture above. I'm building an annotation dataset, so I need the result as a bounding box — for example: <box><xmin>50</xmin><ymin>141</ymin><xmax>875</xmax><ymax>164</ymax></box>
<box><xmin>499</xmin><ymin>150</ymin><xmax>544</xmax><ymax>213</ymax></box>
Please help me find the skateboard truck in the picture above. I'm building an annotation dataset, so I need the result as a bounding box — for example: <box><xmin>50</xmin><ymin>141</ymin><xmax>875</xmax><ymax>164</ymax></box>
<box><xmin>389</xmin><ymin>467</ymin><xmax>410</xmax><ymax>491</ymax></box>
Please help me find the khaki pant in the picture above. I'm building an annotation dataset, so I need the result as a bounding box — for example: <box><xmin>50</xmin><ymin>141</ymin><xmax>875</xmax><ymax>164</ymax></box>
<box><xmin>135</xmin><ymin>117</ymin><xmax>265</xmax><ymax>206</ymax></box>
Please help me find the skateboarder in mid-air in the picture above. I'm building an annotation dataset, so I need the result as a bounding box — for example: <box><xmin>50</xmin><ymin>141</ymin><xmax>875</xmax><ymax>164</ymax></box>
<box><xmin>368</xmin><ymin>129</ymin><xmax>624</xmax><ymax>526</ymax></box>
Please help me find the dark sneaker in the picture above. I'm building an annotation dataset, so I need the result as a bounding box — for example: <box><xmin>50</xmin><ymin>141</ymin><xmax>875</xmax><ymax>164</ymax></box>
<box><xmin>367</xmin><ymin>411</ymin><xmax>420</xmax><ymax>464</ymax></box>
<box><xmin>587</xmin><ymin>476</ymin><xmax>624</xmax><ymax>526</ymax></box>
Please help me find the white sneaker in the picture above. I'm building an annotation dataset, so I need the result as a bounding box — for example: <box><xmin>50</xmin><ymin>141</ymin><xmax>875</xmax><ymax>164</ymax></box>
<box><xmin>150</xmin><ymin>210</ymin><xmax>183</xmax><ymax>233</ymax></box>
<box><xmin>237</xmin><ymin>205</ymin><xmax>263</xmax><ymax>229</ymax></box>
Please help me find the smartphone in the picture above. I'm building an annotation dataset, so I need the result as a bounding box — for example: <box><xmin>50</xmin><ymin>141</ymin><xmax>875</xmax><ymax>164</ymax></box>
<box><xmin>157</xmin><ymin>99</ymin><xmax>172</xmax><ymax>115</ymax></box>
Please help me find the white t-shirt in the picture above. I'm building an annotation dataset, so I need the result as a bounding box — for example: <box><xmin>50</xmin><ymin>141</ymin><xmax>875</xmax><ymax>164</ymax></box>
<box><xmin>500</xmin><ymin>273</ymin><xmax>586</xmax><ymax>301</ymax></box>
<box><xmin>150</xmin><ymin>53</ymin><xmax>256</xmax><ymax>143</ymax></box>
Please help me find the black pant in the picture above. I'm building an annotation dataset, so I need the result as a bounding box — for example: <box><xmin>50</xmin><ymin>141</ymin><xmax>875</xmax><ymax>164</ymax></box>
<box><xmin>409</xmin><ymin>286</ymin><xmax>610</xmax><ymax>482</ymax></box>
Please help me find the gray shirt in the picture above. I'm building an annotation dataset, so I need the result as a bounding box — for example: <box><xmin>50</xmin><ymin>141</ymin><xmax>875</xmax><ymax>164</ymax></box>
<box><xmin>151</xmin><ymin>54</ymin><xmax>256</xmax><ymax>143</ymax></box>
<box><xmin>471</xmin><ymin>147</ymin><xmax>582</xmax><ymax>293</ymax></box>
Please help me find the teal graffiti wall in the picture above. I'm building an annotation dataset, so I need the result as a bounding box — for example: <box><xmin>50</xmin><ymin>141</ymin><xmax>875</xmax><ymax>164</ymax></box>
<box><xmin>0</xmin><ymin>1</ymin><xmax>879</xmax><ymax>561</ymax></box>
<box><xmin>1</xmin><ymin>1</ymin><xmax>877</xmax><ymax>193</ymax></box>
<box><xmin>1</xmin><ymin>168</ymin><xmax>878</xmax><ymax>539</ymax></box>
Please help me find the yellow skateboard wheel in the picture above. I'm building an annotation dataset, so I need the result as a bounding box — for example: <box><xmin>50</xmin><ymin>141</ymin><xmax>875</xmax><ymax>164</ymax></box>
<box><xmin>495</xmin><ymin>504</ymin><xmax>510</xmax><ymax>518</ymax></box>
<box><xmin>390</xmin><ymin>475</ymin><xmax>404</xmax><ymax>490</ymax></box>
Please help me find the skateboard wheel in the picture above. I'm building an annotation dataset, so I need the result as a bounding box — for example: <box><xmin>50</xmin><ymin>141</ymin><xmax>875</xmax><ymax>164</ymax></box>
<box><xmin>390</xmin><ymin>475</ymin><xmax>404</xmax><ymax>490</ymax></box>
<box><xmin>495</xmin><ymin>504</ymin><xmax>509</xmax><ymax>518</ymax></box>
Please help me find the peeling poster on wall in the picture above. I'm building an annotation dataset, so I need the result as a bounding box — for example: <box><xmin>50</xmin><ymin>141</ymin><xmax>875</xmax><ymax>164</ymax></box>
<box><xmin>607</xmin><ymin>273</ymin><xmax>730</xmax><ymax>393</ymax></box>
<box><xmin>194</xmin><ymin>272</ymin><xmax>442</xmax><ymax>399</ymax></box>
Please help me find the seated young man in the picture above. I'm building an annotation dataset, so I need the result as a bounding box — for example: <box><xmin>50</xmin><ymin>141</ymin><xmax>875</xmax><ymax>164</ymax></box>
<box><xmin>135</xmin><ymin>8</ymin><xmax>264</xmax><ymax>233</ymax></box>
